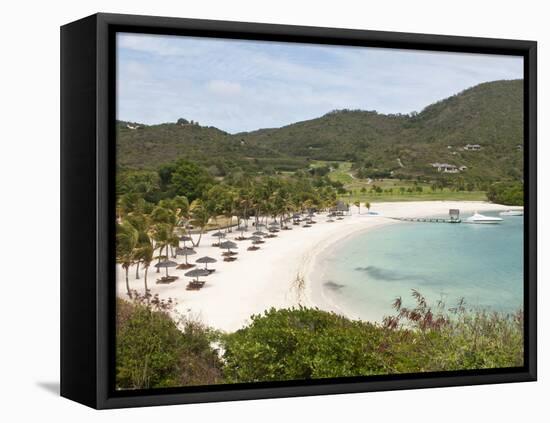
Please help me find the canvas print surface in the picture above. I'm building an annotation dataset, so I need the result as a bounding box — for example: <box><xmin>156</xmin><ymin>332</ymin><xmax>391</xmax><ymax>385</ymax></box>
<box><xmin>115</xmin><ymin>32</ymin><xmax>524</xmax><ymax>391</ymax></box>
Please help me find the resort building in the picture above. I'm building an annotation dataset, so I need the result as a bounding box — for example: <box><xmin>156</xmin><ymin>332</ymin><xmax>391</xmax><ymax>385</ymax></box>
<box><xmin>330</xmin><ymin>200</ymin><xmax>350</xmax><ymax>215</ymax></box>
<box><xmin>431</xmin><ymin>163</ymin><xmax>460</xmax><ymax>173</ymax></box>
<box><xmin>459</xmin><ymin>165</ymin><xmax>468</xmax><ymax>171</ymax></box>
<box><xmin>463</xmin><ymin>144</ymin><xmax>481</xmax><ymax>151</ymax></box>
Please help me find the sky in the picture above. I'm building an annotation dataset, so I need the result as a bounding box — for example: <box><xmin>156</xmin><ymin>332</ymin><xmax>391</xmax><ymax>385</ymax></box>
<box><xmin>117</xmin><ymin>33</ymin><xmax>523</xmax><ymax>134</ymax></box>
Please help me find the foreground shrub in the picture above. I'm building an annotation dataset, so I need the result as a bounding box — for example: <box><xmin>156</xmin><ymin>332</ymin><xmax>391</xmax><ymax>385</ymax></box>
<box><xmin>116</xmin><ymin>293</ymin><xmax>223</xmax><ymax>390</ymax></box>
<box><xmin>223</xmin><ymin>307</ymin><xmax>396</xmax><ymax>382</ymax></box>
<box><xmin>383</xmin><ymin>291</ymin><xmax>524</xmax><ymax>372</ymax></box>
<box><xmin>223</xmin><ymin>292</ymin><xmax>523</xmax><ymax>383</ymax></box>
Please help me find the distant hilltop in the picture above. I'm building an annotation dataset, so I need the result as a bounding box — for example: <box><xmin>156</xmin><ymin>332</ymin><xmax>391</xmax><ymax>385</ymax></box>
<box><xmin>117</xmin><ymin>79</ymin><xmax>523</xmax><ymax>184</ymax></box>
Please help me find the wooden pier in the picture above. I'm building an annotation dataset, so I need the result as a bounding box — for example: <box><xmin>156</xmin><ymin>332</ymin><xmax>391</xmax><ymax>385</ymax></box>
<box><xmin>389</xmin><ymin>217</ymin><xmax>461</xmax><ymax>224</ymax></box>
<box><xmin>389</xmin><ymin>209</ymin><xmax>462</xmax><ymax>224</ymax></box>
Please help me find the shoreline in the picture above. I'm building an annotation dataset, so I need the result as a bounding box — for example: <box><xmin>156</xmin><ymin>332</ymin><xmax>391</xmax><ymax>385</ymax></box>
<box><xmin>305</xmin><ymin>202</ymin><xmax>519</xmax><ymax>324</ymax></box>
<box><xmin>116</xmin><ymin>201</ymin><xmax>515</xmax><ymax>332</ymax></box>
<box><xmin>304</xmin><ymin>220</ymin><xmax>396</xmax><ymax>320</ymax></box>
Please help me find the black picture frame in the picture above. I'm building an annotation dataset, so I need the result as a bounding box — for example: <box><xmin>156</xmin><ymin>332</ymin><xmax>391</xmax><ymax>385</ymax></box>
<box><xmin>60</xmin><ymin>12</ymin><xmax>537</xmax><ymax>409</ymax></box>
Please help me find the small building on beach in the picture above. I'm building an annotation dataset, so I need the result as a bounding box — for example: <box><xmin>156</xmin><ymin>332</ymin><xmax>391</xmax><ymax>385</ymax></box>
<box><xmin>330</xmin><ymin>200</ymin><xmax>349</xmax><ymax>216</ymax></box>
<box><xmin>449</xmin><ymin>209</ymin><xmax>460</xmax><ymax>222</ymax></box>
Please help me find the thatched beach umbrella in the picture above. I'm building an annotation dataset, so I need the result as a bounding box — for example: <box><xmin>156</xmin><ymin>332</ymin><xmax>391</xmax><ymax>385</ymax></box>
<box><xmin>211</xmin><ymin>230</ymin><xmax>225</xmax><ymax>239</ymax></box>
<box><xmin>155</xmin><ymin>259</ymin><xmax>177</xmax><ymax>277</ymax></box>
<box><xmin>196</xmin><ymin>255</ymin><xmax>217</xmax><ymax>271</ymax></box>
<box><xmin>219</xmin><ymin>240</ymin><xmax>238</xmax><ymax>254</ymax></box>
<box><xmin>211</xmin><ymin>230</ymin><xmax>225</xmax><ymax>245</ymax></box>
<box><xmin>252</xmin><ymin>231</ymin><xmax>267</xmax><ymax>237</ymax></box>
<box><xmin>236</xmin><ymin>226</ymin><xmax>248</xmax><ymax>238</ymax></box>
<box><xmin>176</xmin><ymin>246</ymin><xmax>196</xmax><ymax>268</ymax></box>
<box><xmin>248</xmin><ymin>235</ymin><xmax>262</xmax><ymax>251</ymax></box>
<box><xmin>233</xmin><ymin>225</ymin><xmax>249</xmax><ymax>240</ymax></box>
<box><xmin>249</xmin><ymin>235</ymin><xmax>264</xmax><ymax>244</ymax></box>
<box><xmin>184</xmin><ymin>268</ymin><xmax>210</xmax><ymax>283</ymax></box>
<box><xmin>179</xmin><ymin>235</ymin><xmax>193</xmax><ymax>248</ymax></box>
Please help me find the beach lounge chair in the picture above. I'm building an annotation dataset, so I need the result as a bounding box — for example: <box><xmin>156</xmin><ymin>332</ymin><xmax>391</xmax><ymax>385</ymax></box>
<box><xmin>185</xmin><ymin>280</ymin><xmax>205</xmax><ymax>291</ymax></box>
<box><xmin>156</xmin><ymin>275</ymin><xmax>179</xmax><ymax>284</ymax></box>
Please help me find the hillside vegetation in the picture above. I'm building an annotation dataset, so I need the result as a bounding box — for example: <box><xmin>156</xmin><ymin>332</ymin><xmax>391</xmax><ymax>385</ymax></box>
<box><xmin>118</xmin><ymin>80</ymin><xmax>523</xmax><ymax>186</ymax></box>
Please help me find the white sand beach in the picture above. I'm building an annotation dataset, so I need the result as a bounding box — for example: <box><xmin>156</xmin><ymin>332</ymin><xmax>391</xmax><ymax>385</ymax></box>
<box><xmin>116</xmin><ymin>201</ymin><xmax>515</xmax><ymax>332</ymax></box>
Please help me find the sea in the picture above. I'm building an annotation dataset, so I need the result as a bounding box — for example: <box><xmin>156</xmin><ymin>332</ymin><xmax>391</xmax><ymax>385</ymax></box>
<box><xmin>316</xmin><ymin>211</ymin><xmax>524</xmax><ymax>322</ymax></box>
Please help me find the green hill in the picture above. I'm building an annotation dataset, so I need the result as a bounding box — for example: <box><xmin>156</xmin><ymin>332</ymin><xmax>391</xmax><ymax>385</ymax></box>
<box><xmin>116</xmin><ymin>121</ymin><xmax>307</xmax><ymax>174</ymax></box>
<box><xmin>117</xmin><ymin>79</ymin><xmax>523</xmax><ymax>184</ymax></box>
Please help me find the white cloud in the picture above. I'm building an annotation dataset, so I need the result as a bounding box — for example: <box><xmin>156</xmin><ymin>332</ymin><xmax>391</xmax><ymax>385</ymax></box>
<box><xmin>116</xmin><ymin>33</ymin><xmax>524</xmax><ymax>133</ymax></box>
<box><xmin>206</xmin><ymin>80</ymin><xmax>242</xmax><ymax>96</ymax></box>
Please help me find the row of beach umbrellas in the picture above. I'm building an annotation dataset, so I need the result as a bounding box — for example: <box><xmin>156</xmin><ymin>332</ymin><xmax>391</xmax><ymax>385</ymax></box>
<box><xmin>154</xmin><ymin>211</ymin><xmax>334</xmax><ymax>284</ymax></box>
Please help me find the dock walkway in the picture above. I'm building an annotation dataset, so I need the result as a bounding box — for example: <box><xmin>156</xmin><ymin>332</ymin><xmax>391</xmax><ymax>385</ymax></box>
<box><xmin>389</xmin><ymin>217</ymin><xmax>461</xmax><ymax>224</ymax></box>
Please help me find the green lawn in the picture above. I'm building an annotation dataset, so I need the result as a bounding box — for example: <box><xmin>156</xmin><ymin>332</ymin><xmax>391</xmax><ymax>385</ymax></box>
<box><xmin>310</xmin><ymin>160</ymin><xmax>354</xmax><ymax>184</ymax></box>
<box><xmin>309</xmin><ymin>162</ymin><xmax>488</xmax><ymax>203</ymax></box>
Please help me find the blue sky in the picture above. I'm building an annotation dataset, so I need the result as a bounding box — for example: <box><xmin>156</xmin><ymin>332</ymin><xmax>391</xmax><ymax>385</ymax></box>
<box><xmin>117</xmin><ymin>33</ymin><xmax>523</xmax><ymax>134</ymax></box>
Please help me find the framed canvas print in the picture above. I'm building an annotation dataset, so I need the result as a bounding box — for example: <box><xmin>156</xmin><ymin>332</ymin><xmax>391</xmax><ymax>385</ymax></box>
<box><xmin>60</xmin><ymin>13</ymin><xmax>537</xmax><ymax>409</ymax></box>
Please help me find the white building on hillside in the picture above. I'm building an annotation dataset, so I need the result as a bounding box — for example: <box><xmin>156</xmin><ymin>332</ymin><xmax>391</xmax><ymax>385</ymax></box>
<box><xmin>464</xmin><ymin>144</ymin><xmax>481</xmax><ymax>151</ymax></box>
<box><xmin>431</xmin><ymin>163</ymin><xmax>459</xmax><ymax>173</ymax></box>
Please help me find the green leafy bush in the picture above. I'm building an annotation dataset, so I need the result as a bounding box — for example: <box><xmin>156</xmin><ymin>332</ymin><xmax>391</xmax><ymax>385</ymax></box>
<box><xmin>116</xmin><ymin>292</ymin><xmax>523</xmax><ymax>389</ymax></box>
<box><xmin>116</xmin><ymin>294</ymin><xmax>223</xmax><ymax>390</ymax></box>
<box><xmin>222</xmin><ymin>307</ymin><xmax>393</xmax><ymax>382</ymax></box>
<box><xmin>223</xmin><ymin>293</ymin><xmax>523</xmax><ymax>383</ymax></box>
<box><xmin>487</xmin><ymin>181</ymin><xmax>524</xmax><ymax>205</ymax></box>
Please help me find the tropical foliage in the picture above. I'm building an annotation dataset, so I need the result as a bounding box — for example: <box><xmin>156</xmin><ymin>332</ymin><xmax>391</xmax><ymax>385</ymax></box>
<box><xmin>116</xmin><ymin>294</ymin><xmax>223</xmax><ymax>390</ymax></box>
<box><xmin>117</xmin><ymin>80</ymin><xmax>523</xmax><ymax>186</ymax></box>
<box><xmin>115</xmin><ymin>163</ymin><xmax>342</xmax><ymax>285</ymax></box>
<box><xmin>487</xmin><ymin>181</ymin><xmax>524</xmax><ymax>206</ymax></box>
<box><xmin>116</xmin><ymin>291</ymin><xmax>523</xmax><ymax>389</ymax></box>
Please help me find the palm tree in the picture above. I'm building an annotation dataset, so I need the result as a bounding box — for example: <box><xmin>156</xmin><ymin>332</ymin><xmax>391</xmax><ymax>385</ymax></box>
<box><xmin>189</xmin><ymin>199</ymin><xmax>210</xmax><ymax>247</ymax></box>
<box><xmin>302</xmin><ymin>199</ymin><xmax>314</xmax><ymax>214</ymax></box>
<box><xmin>206</xmin><ymin>184</ymin><xmax>234</xmax><ymax>232</ymax></box>
<box><xmin>126</xmin><ymin>212</ymin><xmax>151</xmax><ymax>279</ymax></box>
<box><xmin>151</xmin><ymin>222</ymin><xmax>171</xmax><ymax>273</ymax></box>
<box><xmin>117</xmin><ymin>193</ymin><xmax>145</xmax><ymax>217</ymax></box>
<box><xmin>366</xmin><ymin>201</ymin><xmax>371</xmax><ymax>212</ymax></box>
<box><xmin>133</xmin><ymin>239</ymin><xmax>154</xmax><ymax>294</ymax></box>
<box><xmin>116</xmin><ymin>221</ymin><xmax>138</xmax><ymax>297</ymax></box>
<box><xmin>140</xmin><ymin>243</ymin><xmax>154</xmax><ymax>294</ymax></box>
<box><xmin>354</xmin><ymin>200</ymin><xmax>361</xmax><ymax>214</ymax></box>
<box><xmin>149</xmin><ymin>205</ymin><xmax>177</xmax><ymax>271</ymax></box>
<box><xmin>236</xmin><ymin>185</ymin><xmax>252</xmax><ymax>229</ymax></box>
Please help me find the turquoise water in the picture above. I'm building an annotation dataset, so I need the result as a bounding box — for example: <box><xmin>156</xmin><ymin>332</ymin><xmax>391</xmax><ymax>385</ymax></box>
<box><xmin>318</xmin><ymin>212</ymin><xmax>524</xmax><ymax>322</ymax></box>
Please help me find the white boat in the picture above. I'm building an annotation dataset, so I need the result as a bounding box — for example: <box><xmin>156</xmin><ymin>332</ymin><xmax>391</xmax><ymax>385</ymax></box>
<box><xmin>465</xmin><ymin>212</ymin><xmax>503</xmax><ymax>224</ymax></box>
<box><xmin>500</xmin><ymin>210</ymin><xmax>523</xmax><ymax>216</ymax></box>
